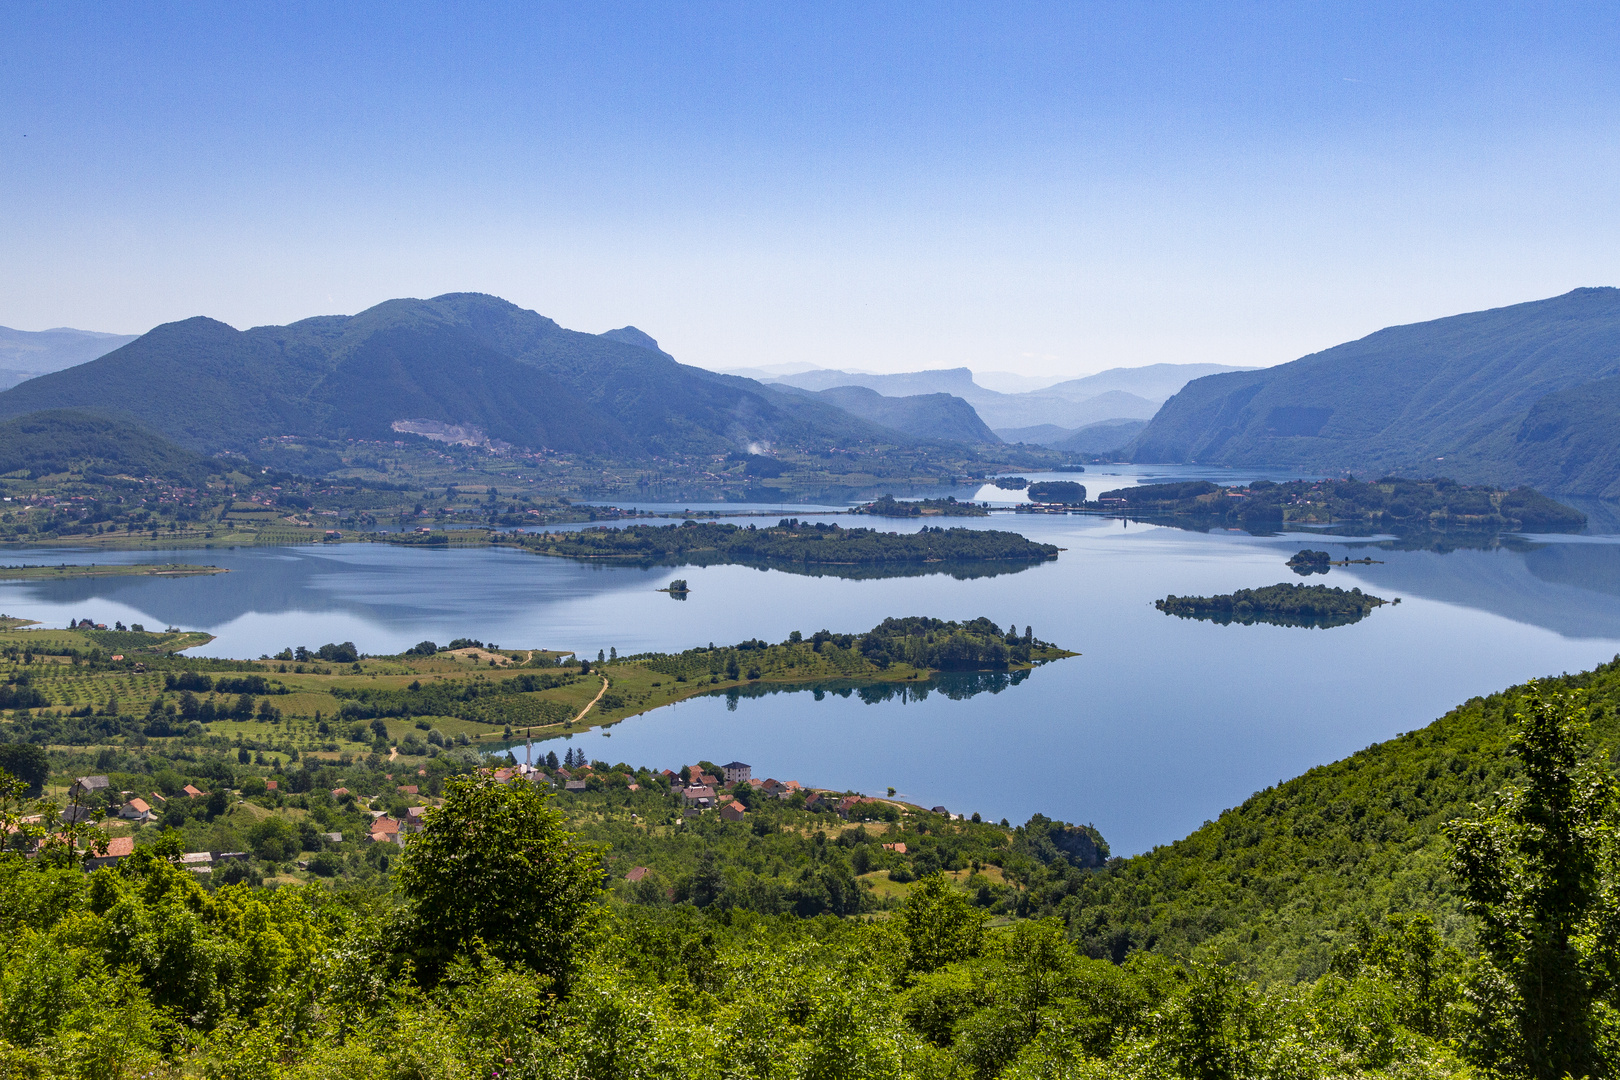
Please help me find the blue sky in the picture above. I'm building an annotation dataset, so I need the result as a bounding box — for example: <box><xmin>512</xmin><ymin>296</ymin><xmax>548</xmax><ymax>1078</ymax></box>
<box><xmin>2</xmin><ymin>2</ymin><xmax>1618</xmax><ymax>377</ymax></box>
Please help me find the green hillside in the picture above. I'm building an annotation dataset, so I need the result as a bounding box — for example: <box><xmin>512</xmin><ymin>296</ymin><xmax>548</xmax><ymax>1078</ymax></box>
<box><xmin>0</xmin><ymin>294</ymin><xmax>905</xmax><ymax>459</ymax></box>
<box><xmin>1127</xmin><ymin>287</ymin><xmax>1620</xmax><ymax>495</ymax></box>
<box><xmin>0</xmin><ymin>410</ymin><xmax>212</xmax><ymax>483</ymax></box>
<box><xmin>1055</xmin><ymin>658</ymin><xmax>1620</xmax><ymax>983</ymax></box>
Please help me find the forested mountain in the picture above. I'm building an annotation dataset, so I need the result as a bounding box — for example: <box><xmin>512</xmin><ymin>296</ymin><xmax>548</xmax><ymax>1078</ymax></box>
<box><xmin>780</xmin><ymin>384</ymin><xmax>1000</xmax><ymax>443</ymax></box>
<box><xmin>0</xmin><ymin>295</ymin><xmax>906</xmax><ymax>459</ymax></box>
<box><xmin>1128</xmin><ymin>287</ymin><xmax>1620</xmax><ymax>495</ymax></box>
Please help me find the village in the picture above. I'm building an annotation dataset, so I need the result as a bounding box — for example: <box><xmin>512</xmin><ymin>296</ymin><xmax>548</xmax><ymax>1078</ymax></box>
<box><xmin>28</xmin><ymin>754</ymin><xmax>959</xmax><ymax>884</ymax></box>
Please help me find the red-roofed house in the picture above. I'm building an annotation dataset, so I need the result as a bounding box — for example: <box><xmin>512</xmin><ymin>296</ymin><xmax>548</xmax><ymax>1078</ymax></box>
<box><xmin>397</xmin><ymin>785</ymin><xmax>418</xmax><ymax>795</ymax></box>
<box><xmin>119</xmin><ymin>797</ymin><xmax>152</xmax><ymax>823</ymax></box>
<box><xmin>883</xmin><ymin>842</ymin><xmax>907</xmax><ymax>854</ymax></box>
<box><xmin>87</xmin><ymin>835</ymin><xmax>135</xmax><ymax>870</ymax></box>
<box><xmin>720</xmin><ymin>802</ymin><xmax>745</xmax><ymax>822</ymax></box>
<box><xmin>682</xmin><ymin>785</ymin><xmax>717</xmax><ymax>808</ymax></box>
<box><xmin>182</xmin><ymin>784</ymin><xmax>205</xmax><ymax>799</ymax></box>
<box><xmin>369</xmin><ymin>818</ymin><xmax>402</xmax><ymax>845</ymax></box>
<box><xmin>331</xmin><ymin>787</ymin><xmax>350</xmax><ymax>798</ymax></box>
<box><xmin>625</xmin><ymin>866</ymin><xmax>651</xmax><ymax>882</ymax></box>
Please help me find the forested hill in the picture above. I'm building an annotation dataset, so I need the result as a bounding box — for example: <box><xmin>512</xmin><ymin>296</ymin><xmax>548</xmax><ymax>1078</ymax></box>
<box><xmin>1126</xmin><ymin>287</ymin><xmax>1620</xmax><ymax>496</ymax></box>
<box><xmin>1054</xmin><ymin>657</ymin><xmax>1620</xmax><ymax>982</ymax></box>
<box><xmin>0</xmin><ymin>410</ymin><xmax>212</xmax><ymax>484</ymax></box>
<box><xmin>0</xmin><ymin>294</ymin><xmax>905</xmax><ymax>459</ymax></box>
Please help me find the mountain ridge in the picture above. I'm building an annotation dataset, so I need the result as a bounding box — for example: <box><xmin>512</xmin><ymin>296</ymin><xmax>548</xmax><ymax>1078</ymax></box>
<box><xmin>1127</xmin><ymin>287</ymin><xmax>1620</xmax><ymax>495</ymax></box>
<box><xmin>0</xmin><ymin>294</ymin><xmax>917</xmax><ymax>460</ymax></box>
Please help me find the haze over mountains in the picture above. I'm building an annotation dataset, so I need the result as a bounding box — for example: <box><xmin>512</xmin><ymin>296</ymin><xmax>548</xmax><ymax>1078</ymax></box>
<box><xmin>0</xmin><ymin>325</ymin><xmax>139</xmax><ymax>390</ymax></box>
<box><xmin>1128</xmin><ymin>287</ymin><xmax>1620</xmax><ymax>497</ymax></box>
<box><xmin>8</xmin><ymin>287</ymin><xmax>1620</xmax><ymax>498</ymax></box>
<box><xmin>767</xmin><ymin>362</ymin><xmax>1251</xmax><ymax>433</ymax></box>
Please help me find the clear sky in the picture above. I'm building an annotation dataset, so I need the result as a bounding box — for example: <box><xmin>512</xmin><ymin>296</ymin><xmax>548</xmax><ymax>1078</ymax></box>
<box><xmin>3</xmin><ymin>3</ymin><xmax>1618</xmax><ymax>378</ymax></box>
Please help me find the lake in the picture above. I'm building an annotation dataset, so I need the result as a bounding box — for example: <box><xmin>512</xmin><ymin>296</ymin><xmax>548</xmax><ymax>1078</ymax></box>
<box><xmin>3</xmin><ymin>464</ymin><xmax>1617</xmax><ymax>855</ymax></box>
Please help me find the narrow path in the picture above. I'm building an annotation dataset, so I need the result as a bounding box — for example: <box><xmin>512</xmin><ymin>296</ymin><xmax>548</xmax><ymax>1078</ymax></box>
<box><xmin>574</xmin><ymin>674</ymin><xmax>610</xmax><ymax>723</ymax></box>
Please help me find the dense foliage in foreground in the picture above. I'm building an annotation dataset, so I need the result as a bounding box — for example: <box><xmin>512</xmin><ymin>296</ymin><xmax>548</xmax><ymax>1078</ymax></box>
<box><xmin>0</xmin><ymin>773</ymin><xmax>1478</xmax><ymax>1080</ymax></box>
<box><xmin>1155</xmin><ymin>582</ymin><xmax>1390</xmax><ymax>628</ymax></box>
<box><xmin>9</xmin><ymin>679</ymin><xmax>1620</xmax><ymax>1076</ymax></box>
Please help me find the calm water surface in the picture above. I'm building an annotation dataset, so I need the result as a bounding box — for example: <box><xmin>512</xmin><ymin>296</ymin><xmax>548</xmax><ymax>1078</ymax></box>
<box><xmin>3</xmin><ymin>465</ymin><xmax>1617</xmax><ymax>854</ymax></box>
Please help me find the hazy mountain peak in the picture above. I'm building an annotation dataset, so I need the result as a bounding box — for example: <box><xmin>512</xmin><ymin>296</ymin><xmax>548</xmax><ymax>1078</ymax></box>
<box><xmin>599</xmin><ymin>326</ymin><xmax>667</xmax><ymax>355</ymax></box>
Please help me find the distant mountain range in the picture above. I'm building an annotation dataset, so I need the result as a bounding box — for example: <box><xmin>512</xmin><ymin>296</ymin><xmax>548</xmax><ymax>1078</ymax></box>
<box><xmin>1127</xmin><ymin>288</ymin><xmax>1620</xmax><ymax>497</ymax></box>
<box><xmin>997</xmin><ymin>418</ymin><xmax>1149</xmax><ymax>454</ymax></box>
<box><xmin>769</xmin><ymin>362</ymin><xmax>1250</xmax><ymax>430</ymax></box>
<box><xmin>0</xmin><ymin>325</ymin><xmax>139</xmax><ymax>390</ymax></box>
<box><xmin>0</xmin><ymin>295</ymin><xmax>939</xmax><ymax>459</ymax></box>
<box><xmin>776</xmin><ymin>384</ymin><xmax>1000</xmax><ymax>444</ymax></box>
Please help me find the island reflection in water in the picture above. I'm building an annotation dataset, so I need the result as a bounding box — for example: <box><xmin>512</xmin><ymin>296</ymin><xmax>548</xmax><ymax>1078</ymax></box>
<box><xmin>488</xmin><ymin>668</ymin><xmax>1034</xmax><ymax>763</ymax></box>
<box><xmin>708</xmin><ymin>669</ymin><xmax>1032</xmax><ymax>709</ymax></box>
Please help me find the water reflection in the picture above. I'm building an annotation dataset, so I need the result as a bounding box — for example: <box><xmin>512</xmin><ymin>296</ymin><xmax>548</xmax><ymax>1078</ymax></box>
<box><xmin>710</xmin><ymin>669</ymin><xmax>1032</xmax><ymax>710</ymax></box>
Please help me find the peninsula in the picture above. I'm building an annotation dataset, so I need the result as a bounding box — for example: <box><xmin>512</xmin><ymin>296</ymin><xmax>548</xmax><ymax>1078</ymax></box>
<box><xmin>0</xmin><ymin>616</ymin><xmax>1073</xmax><ymax>747</ymax></box>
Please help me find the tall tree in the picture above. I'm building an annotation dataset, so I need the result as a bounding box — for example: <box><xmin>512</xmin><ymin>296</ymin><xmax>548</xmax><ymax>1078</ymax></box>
<box><xmin>1449</xmin><ymin>685</ymin><xmax>1617</xmax><ymax>1079</ymax></box>
<box><xmin>394</xmin><ymin>774</ymin><xmax>603</xmax><ymax>989</ymax></box>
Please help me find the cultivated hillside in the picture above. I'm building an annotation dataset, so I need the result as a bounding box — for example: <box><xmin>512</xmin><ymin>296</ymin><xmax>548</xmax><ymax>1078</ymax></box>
<box><xmin>1128</xmin><ymin>288</ymin><xmax>1620</xmax><ymax>495</ymax></box>
<box><xmin>0</xmin><ymin>295</ymin><xmax>902</xmax><ymax>459</ymax></box>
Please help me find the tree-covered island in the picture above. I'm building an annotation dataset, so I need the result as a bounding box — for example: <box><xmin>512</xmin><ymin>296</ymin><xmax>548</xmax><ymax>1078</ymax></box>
<box><xmin>1156</xmin><ymin>582</ymin><xmax>1392</xmax><ymax>628</ymax></box>
<box><xmin>498</xmin><ymin>518</ymin><xmax>1057</xmax><ymax>573</ymax></box>
<box><xmin>852</xmin><ymin>493</ymin><xmax>990</xmax><ymax>516</ymax></box>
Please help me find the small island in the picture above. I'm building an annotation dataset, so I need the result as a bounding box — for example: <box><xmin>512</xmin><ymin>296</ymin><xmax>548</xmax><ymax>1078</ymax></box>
<box><xmin>1287</xmin><ymin>549</ymin><xmax>1331</xmax><ymax>575</ymax></box>
<box><xmin>1288</xmin><ymin>549</ymin><xmax>1382</xmax><ymax>575</ymax></box>
<box><xmin>1156</xmin><ymin>583</ymin><xmax>1392</xmax><ymax>628</ymax></box>
<box><xmin>500</xmin><ymin>519</ymin><xmax>1057</xmax><ymax>574</ymax></box>
<box><xmin>1027</xmin><ymin>480</ymin><xmax>1086</xmax><ymax>505</ymax></box>
<box><xmin>659</xmin><ymin>578</ymin><xmax>690</xmax><ymax>599</ymax></box>
<box><xmin>851</xmin><ymin>494</ymin><xmax>989</xmax><ymax>517</ymax></box>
